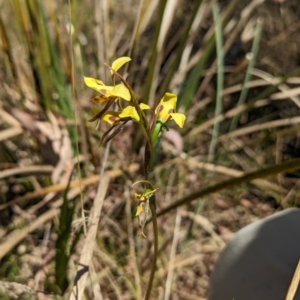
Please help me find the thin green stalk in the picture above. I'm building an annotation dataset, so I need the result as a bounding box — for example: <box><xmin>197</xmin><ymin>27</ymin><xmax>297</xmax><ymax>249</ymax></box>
<box><xmin>143</xmin><ymin>0</ymin><xmax>168</xmax><ymax>104</ymax></box>
<box><xmin>191</xmin><ymin>4</ymin><xmax>223</xmax><ymax>232</ymax></box>
<box><xmin>108</xmin><ymin>66</ymin><xmax>154</xmax><ymax>178</ymax></box>
<box><xmin>158</xmin><ymin>0</ymin><xmax>203</xmax><ymax>97</ymax></box>
<box><xmin>144</xmin><ymin>196</ymin><xmax>158</xmax><ymax>300</ymax></box>
<box><xmin>229</xmin><ymin>18</ymin><xmax>264</xmax><ymax>131</ymax></box>
<box><xmin>179</xmin><ymin>36</ymin><xmax>215</xmax><ymax>110</ymax></box>
<box><xmin>142</xmin><ymin>123</ymin><xmax>163</xmax><ymax>299</ymax></box>
<box><xmin>179</xmin><ymin>0</ymin><xmax>239</xmax><ymax>110</ymax></box>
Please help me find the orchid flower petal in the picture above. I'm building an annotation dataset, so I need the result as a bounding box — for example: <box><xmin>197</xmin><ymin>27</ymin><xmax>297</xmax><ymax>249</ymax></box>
<box><xmin>102</xmin><ymin>111</ymin><xmax>120</xmax><ymax>125</ymax></box>
<box><xmin>170</xmin><ymin>113</ymin><xmax>186</xmax><ymax>128</ymax></box>
<box><xmin>111</xmin><ymin>57</ymin><xmax>131</xmax><ymax>74</ymax></box>
<box><xmin>139</xmin><ymin>103</ymin><xmax>150</xmax><ymax>110</ymax></box>
<box><xmin>84</xmin><ymin>77</ymin><xmax>105</xmax><ymax>92</ymax></box>
<box><xmin>135</xmin><ymin>203</ymin><xmax>144</xmax><ymax>216</ymax></box>
<box><xmin>119</xmin><ymin>106</ymin><xmax>140</xmax><ymax>122</ymax></box>
<box><xmin>109</xmin><ymin>84</ymin><xmax>131</xmax><ymax>100</ymax></box>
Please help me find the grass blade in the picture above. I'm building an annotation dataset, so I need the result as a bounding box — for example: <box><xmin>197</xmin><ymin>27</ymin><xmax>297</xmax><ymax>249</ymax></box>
<box><xmin>229</xmin><ymin>17</ymin><xmax>264</xmax><ymax>131</ymax></box>
<box><xmin>208</xmin><ymin>3</ymin><xmax>224</xmax><ymax>162</ymax></box>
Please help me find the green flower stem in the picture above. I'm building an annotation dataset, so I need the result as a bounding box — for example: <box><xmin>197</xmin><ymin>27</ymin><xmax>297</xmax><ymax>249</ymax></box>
<box><xmin>144</xmin><ymin>122</ymin><xmax>163</xmax><ymax>179</ymax></box>
<box><xmin>107</xmin><ymin>67</ymin><xmax>162</xmax><ymax>299</ymax></box>
<box><xmin>151</xmin><ymin>122</ymin><xmax>163</xmax><ymax>144</ymax></box>
<box><xmin>143</xmin><ymin>132</ymin><xmax>160</xmax><ymax>299</ymax></box>
<box><xmin>144</xmin><ymin>134</ymin><xmax>159</xmax><ymax>299</ymax></box>
<box><xmin>108</xmin><ymin>67</ymin><xmax>154</xmax><ymax>175</ymax></box>
<box><xmin>144</xmin><ymin>195</ymin><xmax>158</xmax><ymax>300</ymax></box>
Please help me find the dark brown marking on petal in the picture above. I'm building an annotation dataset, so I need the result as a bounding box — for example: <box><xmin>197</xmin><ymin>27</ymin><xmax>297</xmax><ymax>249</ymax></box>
<box><xmin>92</xmin><ymin>96</ymin><xmax>104</xmax><ymax>103</ymax></box>
<box><xmin>168</xmin><ymin>108</ymin><xmax>174</xmax><ymax>114</ymax></box>
<box><xmin>158</xmin><ymin>105</ymin><xmax>164</xmax><ymax>112</ymax></box>
<box><xmin>109</xmin><ymin>116</ymin><xmax>117</xmax><ymax>123</ymax></box>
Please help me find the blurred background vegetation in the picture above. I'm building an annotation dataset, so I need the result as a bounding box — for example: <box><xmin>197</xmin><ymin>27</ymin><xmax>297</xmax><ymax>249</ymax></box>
<box><xmin>1</xmin><ymin>0</ymin><xmax>300</xmax><ymax>299</ymax></box>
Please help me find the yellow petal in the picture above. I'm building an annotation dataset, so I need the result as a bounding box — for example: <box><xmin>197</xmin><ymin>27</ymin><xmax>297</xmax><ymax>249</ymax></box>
<box><xmin>135</xmin><ymin>203</ymin><xmax>144</xmax><ymax>216</ymax></box>
<box><xmin>102</xmin><ymin>111</ymin><xmax>120</xmax><ymax>125</ymax></box>
<box><xmin>139</xmin><ymin>103</ymin><xmax>150</xmax><ymax>110</ymax></box>
<box><xmin>170</xmin><ymin>113</ymin><xmax>186</xmax><ymax>128</ymax></box>
<box><xmin>96</xmin><ymin>85</ymin><xmax>114</xmax><ymax>95</ymax></box>
<box><xmin>155</xmin><ymin>92</ymin><xmax>177</xmax><ymax>114</ymax></box>
<box><xmin>155</xmin><ymin>92</ymin><xmax>178</xmax><ymax>124</ymax></box>
<box><xmin>119</xmin><ymin>106</ymin><xmax>140</xmax><ymax>122</ymax></box>
<box><xmin>84</xmin><ymin>77</ymin><xmax>105</xmax><ymax>92</ymax></box>
<box><xmin>110</xmin><ymin>84</ymin><xmax>131</xmax><ymax>101</ymax></box>
<box><xmin>111</xmin><ymin>57</ymin><xmax>131</xmax><ymax>74</ymax></box>
<box><xmin>163</xmin><ymin>92</ymin><xmax>177</xmax><ymax>103</ymax></box>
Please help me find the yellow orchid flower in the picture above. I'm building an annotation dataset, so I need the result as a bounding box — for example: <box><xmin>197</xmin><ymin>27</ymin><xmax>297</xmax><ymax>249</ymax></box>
<box><xmin>155</xmin><ymin>92</ymin><xmax>186</xmax><ymax>128</ymax></box>
<box><xmin>84</xmin><ymin>56</ymin><xmax>132</xmax><ymax>101</ymax></box>
<box><xmin>99</xmin><ymin>103</ymin><xmax>150</xmax><ymax>125</ymax></box>
<box><xmin>101</xmin><ymin>111</ymin><xmax>120</xmax><ymax>125</ymax></box>
<box><xmin>134</xmin><ymin>188</ymin><xmax>158</xmax><ymax>217</ymax></box>
<box><xmin>84</xmin><ymin>77</ymin><xmax>131</xmax><ymax>101</ymax></box>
